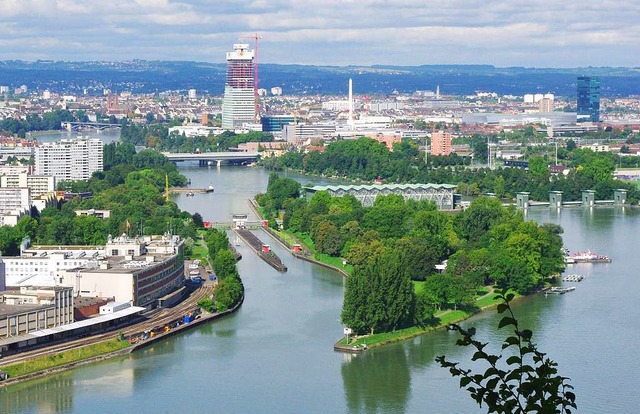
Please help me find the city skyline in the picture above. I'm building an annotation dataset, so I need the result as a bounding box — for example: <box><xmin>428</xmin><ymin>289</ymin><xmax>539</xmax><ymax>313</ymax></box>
<box><xmin>0</xmin><ymin>1</ymin><xmax>638</xmax><ymax>67</ymax></box>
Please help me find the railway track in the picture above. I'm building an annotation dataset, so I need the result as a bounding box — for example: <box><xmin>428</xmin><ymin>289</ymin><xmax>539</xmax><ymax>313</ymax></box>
<box><xmin>0</xmin><ymin>285</ymin><xmax>214</xmax><ymax>366</ymax></box>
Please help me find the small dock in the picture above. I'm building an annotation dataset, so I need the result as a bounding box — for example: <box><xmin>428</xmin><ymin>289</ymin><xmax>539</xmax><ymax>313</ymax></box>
<box><xmin>544</xmin><ymin>286</ymin><xmax>576</xmax><ymax>295</ymax></box>
<box><xmin>234</xmin><ymin>228</ymin><xmax>287</xmax><ymax>272</ymax></box>
<box><xmin>169</xmin><ymin>187</ymin><xmax>214</xmax><ymax>194</ymax></box>
<box><xmin>563</xmin><ymin>274</ymin><xmax>584</xmax><ymax>282</ymax></box>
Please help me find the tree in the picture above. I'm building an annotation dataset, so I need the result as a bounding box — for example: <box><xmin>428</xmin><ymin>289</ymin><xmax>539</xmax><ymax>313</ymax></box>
<box><xmin>191</xmin><ymin>212</ymin><xmax>204</xmax><ymax>228</ymax></box>
<box><xmin>437</xmin><ymin>291</ymin><xmax>577</xmax><ymax>413</ymax></box>
<box><xmin>341</xmin><ymin>249</ymin><xmax>415</xmax><ymax>334</ymax></box>
<box><xmin>314</xmin><ymin>220</ymin><xmax>343</xmax><ymax>256</ymax></box>
<box><xmin>213</xmin><ymin>249</ymin><xmax>238</xmax><ymax>280</ymax></box>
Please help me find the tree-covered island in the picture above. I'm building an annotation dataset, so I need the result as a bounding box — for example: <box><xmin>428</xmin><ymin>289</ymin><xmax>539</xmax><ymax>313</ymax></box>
<box><xmin>256</xmin><ymin>173</ymin><xmax>565</xmax><ymax>345</ymax></box>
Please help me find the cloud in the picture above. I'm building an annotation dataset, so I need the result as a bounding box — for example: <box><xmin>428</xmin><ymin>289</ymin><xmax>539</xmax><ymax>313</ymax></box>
<box><xmin>0</xmin><ymin>0</ymin><xmax>638</xmax><ymax>66</ymax></box>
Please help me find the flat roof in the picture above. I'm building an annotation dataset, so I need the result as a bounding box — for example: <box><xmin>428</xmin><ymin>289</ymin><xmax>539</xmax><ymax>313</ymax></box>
<box><xmin>307</xmin><ymin>183</ymin><xmax>457</xmax><ymax>192</ymax></box>
<box><xmin>0</xmin><ymin>303</ymin><xmax>49</xmax><ymax>317</ymax></box>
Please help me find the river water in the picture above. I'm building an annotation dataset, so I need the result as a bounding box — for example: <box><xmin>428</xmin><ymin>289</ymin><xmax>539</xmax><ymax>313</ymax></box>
<box><xmin>1</xmin><ymin>136</ymin><xmax>638</xmax><ymax>413</ymax></box>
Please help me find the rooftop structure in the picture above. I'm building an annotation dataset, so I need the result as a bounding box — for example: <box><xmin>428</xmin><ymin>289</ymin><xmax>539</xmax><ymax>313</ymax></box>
<box><xmin>305</xmin><ymin>183</ymin><xmax>457</xmax><ymax>209</ymax></box>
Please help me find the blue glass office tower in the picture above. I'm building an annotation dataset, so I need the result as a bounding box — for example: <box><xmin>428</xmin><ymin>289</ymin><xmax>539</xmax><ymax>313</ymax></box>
<box><xmin>577</xmin><ymin>76</ymin><xmax>600</xmax><ymax>122</ymax></box>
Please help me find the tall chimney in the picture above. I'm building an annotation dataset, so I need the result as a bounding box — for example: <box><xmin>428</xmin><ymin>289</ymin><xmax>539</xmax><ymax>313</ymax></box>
<box><xmin>348</xmin><ymin>78</ymin><xmax>354</xmax><ymax>131</ymax></box>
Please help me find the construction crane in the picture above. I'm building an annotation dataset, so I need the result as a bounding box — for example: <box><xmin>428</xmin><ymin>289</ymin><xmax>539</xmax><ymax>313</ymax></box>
<box><xmin>239</xmin><ymin>33</ymin><xmax>263</xmax><ymax>123</ymax></box>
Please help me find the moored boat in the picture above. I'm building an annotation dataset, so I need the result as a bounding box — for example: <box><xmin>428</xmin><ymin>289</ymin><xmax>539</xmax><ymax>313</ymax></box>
<box><xmin>571</xmin><ymin>250</ymin><xmax>611</xmax><ymax>263</ymax></box>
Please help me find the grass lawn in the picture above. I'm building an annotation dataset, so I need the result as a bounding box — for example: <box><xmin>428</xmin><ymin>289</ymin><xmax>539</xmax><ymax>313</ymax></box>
<box><xmin>413</xmin><ymin>281</ymin><xmax>426</xmax><ymax>294</ymax></box>
<box><xmin>190</xmin><ymin>243</ymin><xmax>208</xmax><ymax>260</ymax></box>
<box><xmin>0</xmin><ymin>339</ymin><xmax>131</xmax><ymax>379</ymax></box>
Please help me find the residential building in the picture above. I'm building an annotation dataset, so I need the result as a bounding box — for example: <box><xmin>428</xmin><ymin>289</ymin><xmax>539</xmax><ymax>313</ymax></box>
<box><xmin>431</xmin><ymin>131</ymin><xmax>452</xmax><ymax>156</ymax></box>
<box><xmin>0</xmin><ymin>188</ymin><xmax>30</xmax><ymax>226</ymax></box>
<box><xmin>577</xmin><ymin>76</ymin><xmax>600</xmax><ymax>122</ymax></box>
<box><xmin>0</xmin><ymin>173</ymin><xmax>55</xmax><ymax>197</ymax></box>
<box><xmin>222</xmin><ymin>43</ymin><xmax>256</xmax><ymax>130</ymax></box>
<box><xmin>539</xmin><ymin>97</ymin><xmax>554</xmax><ymax>113</ymax></box>
<box><xmin>35</xmin><ymin>138</ymin><xmax>103</xmax><ymax>181</ymax></box>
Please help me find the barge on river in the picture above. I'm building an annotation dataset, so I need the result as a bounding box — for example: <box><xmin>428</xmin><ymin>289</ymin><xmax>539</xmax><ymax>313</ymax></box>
<box><xmin>234</xmin><ymin>228</ymin><xmax>287</xmax><ymax>272</ymax></box>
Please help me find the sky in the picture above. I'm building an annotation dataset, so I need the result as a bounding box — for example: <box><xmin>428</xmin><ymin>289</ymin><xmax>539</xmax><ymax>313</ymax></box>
<box><xmin>0</xmin><ymin>0</ymin><xmax>638</xmax><ymax>67</ymax></box>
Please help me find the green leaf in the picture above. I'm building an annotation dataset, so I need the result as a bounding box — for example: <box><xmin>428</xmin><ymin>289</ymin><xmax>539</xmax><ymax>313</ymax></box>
<box><xmin>506</xmin><ymin>355</ymin><xmax>521</xmax><ymax>365</ymax></box>
<box><xmin>498</xmin><ymin>317</ymin><xmax>517</xmax><ymax>329</ymax></box>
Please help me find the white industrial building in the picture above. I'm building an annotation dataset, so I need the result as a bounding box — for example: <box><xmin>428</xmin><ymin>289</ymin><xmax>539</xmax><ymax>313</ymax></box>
<box><xmin>3</xmin><ymin>234</ymin><xmax>185</xmax><ymax>309</ymax></box>
<box><xmin>35</xmin><ymin>137</ymin><xmax>103</xmax><ymax>182</ymax></box>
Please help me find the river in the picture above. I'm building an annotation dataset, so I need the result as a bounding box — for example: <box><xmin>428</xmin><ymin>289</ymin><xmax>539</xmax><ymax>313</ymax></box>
<box><xmin>1</xmin><ymin>137</ymin><xmax>638</xmax><ymax>413</ymax></box>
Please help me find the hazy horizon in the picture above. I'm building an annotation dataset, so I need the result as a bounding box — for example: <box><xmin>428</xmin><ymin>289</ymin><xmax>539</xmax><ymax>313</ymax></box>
<box><xmin>1</xmin><ymin>1</ymin><xmax>636</xmax><ymax>67</ymax></box>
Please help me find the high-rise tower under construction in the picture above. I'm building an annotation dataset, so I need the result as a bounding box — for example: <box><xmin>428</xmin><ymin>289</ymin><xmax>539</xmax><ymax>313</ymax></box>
<box><xmin>222</xmin><ymin>43</ymin><xmax>256</xmax><ymax>130</ymax></box>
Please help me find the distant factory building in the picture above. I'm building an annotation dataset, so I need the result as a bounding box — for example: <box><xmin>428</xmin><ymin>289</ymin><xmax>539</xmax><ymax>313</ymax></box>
<box><xmin>222</xmin><ymin>43</ymin><xmax>257</xmax><ymax>130</ymax></box>
<box><xmin>577</xmin><ymin>76</ymin><xmax>600</xmax><ymax>122</ymax></box>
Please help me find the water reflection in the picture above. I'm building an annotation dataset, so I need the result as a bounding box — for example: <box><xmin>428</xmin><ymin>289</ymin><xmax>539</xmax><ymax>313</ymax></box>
<box><xmin>342</xmin><ymin>348</ymin><xmax>410</xmax><ymax>414</ymax></box>
<box><xmin>0</xmin><ymin>376</ymin><xmax>74</xmax><ymax>414</ymax></box>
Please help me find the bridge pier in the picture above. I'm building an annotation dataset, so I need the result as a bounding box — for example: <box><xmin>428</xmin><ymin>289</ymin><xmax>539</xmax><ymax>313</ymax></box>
<box><xmin>614</xmin><ymin>189</ymin><xmax>628</xmax><ymax>205</ymax></box>
<box><xmin>217</xmin><ymin>160</ymin><xmax>222</xmax><ymax>167</ymax></box>
<box><xmin>582</xmin><ymin>190</ymin><xmax>595</xmax><ymax>207</ymax></box>
<box><xmin>516</xmin><ymin>192</ymin><xmax>530</xmax><ymax>210</ymax></box>
<box><xmin>549</xmin><ymin>191</ymin><xmax>563</xmax><ymax>208</ymax></box>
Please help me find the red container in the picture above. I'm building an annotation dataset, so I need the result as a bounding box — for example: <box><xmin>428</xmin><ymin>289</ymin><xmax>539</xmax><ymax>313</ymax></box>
<box><xmin>262</xmin><ymin>244</ymin><xmax>270</xmax><ymax>253</ymax></box>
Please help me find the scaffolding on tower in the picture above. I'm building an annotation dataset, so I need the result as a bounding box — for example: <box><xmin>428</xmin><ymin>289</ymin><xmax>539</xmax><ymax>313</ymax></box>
<box><xmin>239</xmin><ymin>33</ymin><xmax>263</xmax><ymax>123</ymax></box>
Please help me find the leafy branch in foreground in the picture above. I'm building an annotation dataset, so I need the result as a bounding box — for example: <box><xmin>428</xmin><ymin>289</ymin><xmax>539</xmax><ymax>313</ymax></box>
<box><xmin>436</xmin><ymin>290</ymin><xmax>577</xmax><ymax>413</ymax></box>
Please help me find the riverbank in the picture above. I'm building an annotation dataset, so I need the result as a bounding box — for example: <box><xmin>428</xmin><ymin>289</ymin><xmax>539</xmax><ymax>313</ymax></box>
<box><xmin>0</xmin><ymin>294</ymin><xmax>244</xmax><ymax>388</ymax></box>
<box><xmin>334</xmin><ymin>289</ymin><xmax>519</xmax><ymax>352</ymax></box>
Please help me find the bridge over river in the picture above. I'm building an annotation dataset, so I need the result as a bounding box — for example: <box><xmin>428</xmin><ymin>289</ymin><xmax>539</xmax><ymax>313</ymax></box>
<box><xmin>163</xmin><ymin>152</ymin><xmax>260</xmax><ymax>166</ymax></box>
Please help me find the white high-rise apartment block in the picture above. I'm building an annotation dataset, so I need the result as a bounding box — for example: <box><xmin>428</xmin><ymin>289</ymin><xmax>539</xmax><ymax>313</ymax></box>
<box><xmin>35</xmin><ymin>138</ymin><xmax>103</xmax><ymax>182</ymax></box>
<box><xmin>0</xmin><ymin>173</ymin><xmax>55</xmax><ymax>198</ymax></box>
<box><xmin>0</xmin><ymin>187</ymin><xmax>30</xmax><ymax>226</ymax></box>
<box><xmin>188</xmin><ymin>89</ymin><xmax>197</xmax><ymax>99</ymax></box>
<box><xmin>270</xmin><ymin>86</ymin><xmax>283</xmax><ymax>96</ymax></box>
<box><xmin>222</xmin><ymin>43</ymin><xmax>256</xmax><ymax>130</ymax></box>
